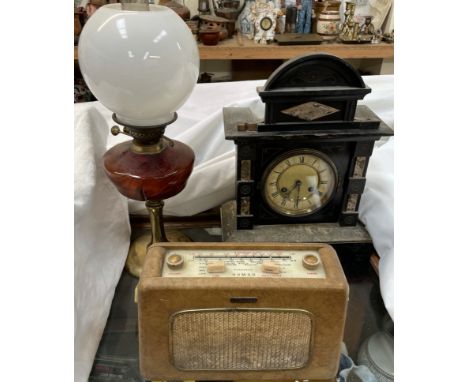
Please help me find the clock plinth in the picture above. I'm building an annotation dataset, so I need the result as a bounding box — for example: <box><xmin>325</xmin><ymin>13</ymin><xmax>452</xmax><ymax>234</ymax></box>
<box><xmin>220</xmin><ymin>200</ymin><xmax>372</xmax><ymax>243</ymax></box>
<box><xmin>223</xmin><ymin>54</ymin><xmax>393</xmax><ymax>230</ymax></box>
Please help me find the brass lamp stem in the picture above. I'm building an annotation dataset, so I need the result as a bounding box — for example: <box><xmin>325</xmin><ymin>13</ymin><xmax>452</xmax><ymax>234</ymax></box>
<box><xmin>146</xmin><ymin>200</ymin><xmax>168</xmax><ymax>244</ymax></box>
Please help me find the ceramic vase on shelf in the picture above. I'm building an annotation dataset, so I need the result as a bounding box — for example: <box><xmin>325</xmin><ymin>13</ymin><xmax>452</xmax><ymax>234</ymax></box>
<box><xmin>238</xmin><ymin>0</ymin><xmax>254</xmax><ymax>37</ymax></box>
<box><xmin>285</xmin><ymin>6</ymin><xmax>297</xmax><ymax>33</ymax></box>
<box><xmin>317</xmin><ymin>10</ymin><xmax>341</xmax><ymax>40</ymax></box>
<box><xmin>313</xmin><ymin>0</ymin><xmax>341</xmax><ymax>33</ymax></box>
<box><xmin>276</xmin><ymin>14</ymin><xmax>286</xmax><ymax>34</ymax></box>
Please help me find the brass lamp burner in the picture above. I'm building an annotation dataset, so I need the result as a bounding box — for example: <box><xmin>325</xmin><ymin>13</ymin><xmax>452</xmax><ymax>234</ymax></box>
<box><xmin>110</xmin><ymin>113</ymin><xmax>177</xmax><ymax>154</ymax></box>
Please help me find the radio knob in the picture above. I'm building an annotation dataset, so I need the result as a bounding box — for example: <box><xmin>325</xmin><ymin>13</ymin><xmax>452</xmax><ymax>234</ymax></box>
<box><xmin>207</xmin><ymin>260</ymin><xmax>225</xmax><ymax>273</ymax></box>
<box><xmin>302</xmin><ymin>254</ymin><xmax>321</xmax><ymax>270</ymax></box>
<box><xmin>166</xmin><ymin>253</ymin><xmax>184</xmax><ymax>269</ymax></box>
<box><xmin>261</xmin><ymin>260</ymin><xmax>281</xmax><ymax>274</ymax></box>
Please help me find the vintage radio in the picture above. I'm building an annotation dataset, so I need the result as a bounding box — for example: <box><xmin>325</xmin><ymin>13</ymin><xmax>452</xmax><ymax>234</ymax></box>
<box><xmin>137</xmin><ymin>242</ymin><xmax>348</xmax><ymax>381</ymax></box>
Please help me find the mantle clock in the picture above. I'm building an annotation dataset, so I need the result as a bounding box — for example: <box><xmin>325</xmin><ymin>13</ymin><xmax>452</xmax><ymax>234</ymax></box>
<box><xmin>223</xmin><ymin>54</ymin><xmax>393</xmax><ymax>230</ymax></box>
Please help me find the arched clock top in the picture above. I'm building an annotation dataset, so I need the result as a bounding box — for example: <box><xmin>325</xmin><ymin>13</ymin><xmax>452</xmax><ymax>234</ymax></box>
<box><xmin>257</xmin><ymin>54</ymin><xmax>373</xmax><ymax>126</ymax></box>
<box><xmin>263</xmin><ymin>53</ymin><xmax>366</xmax><ymax>90</ymax></box>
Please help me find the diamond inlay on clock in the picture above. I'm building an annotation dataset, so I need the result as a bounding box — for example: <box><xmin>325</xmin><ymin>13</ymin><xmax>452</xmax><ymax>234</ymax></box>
<box><xmin>223</xmin><ymin>54</ymin><xmax>393</xmax><ymax>230</ymax></box>
<box><xmin>281</xmin><ymin>102</ymin><xmax>340</xmax><ymax>121</ymax></box>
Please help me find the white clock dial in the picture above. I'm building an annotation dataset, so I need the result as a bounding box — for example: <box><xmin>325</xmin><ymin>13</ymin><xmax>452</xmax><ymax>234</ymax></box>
<box><xmin>262</xmin><ymin>150</ymin><xmax>338</xmax><ymax>216</ymax></box>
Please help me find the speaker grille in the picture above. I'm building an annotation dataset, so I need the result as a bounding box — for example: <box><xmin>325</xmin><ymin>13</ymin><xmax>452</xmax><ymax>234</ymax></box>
<box><xmin>170</xmin><ymin>308</ymin><xmax>313</xmax><ymax>371</ymax></box>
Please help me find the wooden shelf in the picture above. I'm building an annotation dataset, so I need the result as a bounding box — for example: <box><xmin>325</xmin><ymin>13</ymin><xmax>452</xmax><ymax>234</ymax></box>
<box><xmin>74</xmin><ymin>39</ymin><xmax>393</xmax><ymax>62</ymax></box>
<box><xmin>199</xmin><ymin>38</ymin><xmax>394</xmax><ymax>60</ymax></box>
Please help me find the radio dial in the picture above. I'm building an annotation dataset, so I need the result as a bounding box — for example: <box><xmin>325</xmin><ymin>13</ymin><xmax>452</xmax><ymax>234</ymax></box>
<box><xmin>166</xmin><ymin>253</ymin><xmax>184</xmax><ymax>269</ymax></box>
<box><xmin>302</xmin><ymin>254</ymin><xmax>321</xmax><ymax>270</ymax></box>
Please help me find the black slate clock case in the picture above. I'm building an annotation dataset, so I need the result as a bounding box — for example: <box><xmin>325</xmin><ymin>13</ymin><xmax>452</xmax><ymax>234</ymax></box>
<box><xmin>223</xmin><ymin>54</ymin><xmax>393</xmax><ymax>230</ymax></box>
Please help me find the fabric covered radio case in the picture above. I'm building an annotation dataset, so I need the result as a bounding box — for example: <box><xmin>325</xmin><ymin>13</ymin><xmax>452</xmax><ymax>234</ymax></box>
<box><xmin>138</xmin><ymin>242</ymin><xmax>349</xmax><ymax>381</ymax></box>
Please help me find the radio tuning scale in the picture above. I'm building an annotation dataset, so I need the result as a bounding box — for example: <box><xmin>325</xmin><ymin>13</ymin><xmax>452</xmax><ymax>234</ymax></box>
<box><xmin>162</xmin><ymin>249</ymin><xmax>325</xmax><ymax>278</ymax></box>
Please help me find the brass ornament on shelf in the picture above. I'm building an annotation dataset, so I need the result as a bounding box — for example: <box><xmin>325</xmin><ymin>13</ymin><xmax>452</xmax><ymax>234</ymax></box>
<box><xmin>339</xmin><ymin>1</ymin><xmax>372</xmax><ymax>43</ymax></box>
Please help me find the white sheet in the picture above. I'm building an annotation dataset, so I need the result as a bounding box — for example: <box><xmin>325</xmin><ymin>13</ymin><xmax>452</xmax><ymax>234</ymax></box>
<box><xmin>359</xmin><ymin>138</ymin><xmax>394</xmax><ymax>319</ymax></box>
<box><xmin>74</xmin><ymin>106</ymin><xmax>131</xmax><ymax>382</ymax></box>
<box><xmin>74</xmin><ymin>76</ymin><xmax>394</xmax><ymax>381</ymax></box>
<box><xmin>357</xmin><ymin>76</ymin><xmax>394</xmax><ymax>320</ymax></box>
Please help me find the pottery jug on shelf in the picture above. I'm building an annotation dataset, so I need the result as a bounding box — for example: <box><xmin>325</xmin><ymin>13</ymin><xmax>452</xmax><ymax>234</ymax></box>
<box><xmin>200</xmin><ymin>14</ymin><xmax>230</xmax><ymax>40</ymax></box>
<box><xmin>159</xmin><ymin>0</ymin><xmax>191</xmax><ymax>20</ymax></box>
<box><xmin>199</xmin><ymin>26</ymin><xmax>221</xmax><ymax>45</ymax></box>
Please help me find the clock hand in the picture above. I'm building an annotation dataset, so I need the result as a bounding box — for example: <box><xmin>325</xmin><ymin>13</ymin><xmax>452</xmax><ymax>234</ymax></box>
<box><xmin>295</xmin><ymin>183</ymin><xmax>301</xmax><ymax>207</ymax></box>
<box><xmin>286</xmin><ymin>180</ymin><xmax>302</xmax><ymax>198</ymax></box>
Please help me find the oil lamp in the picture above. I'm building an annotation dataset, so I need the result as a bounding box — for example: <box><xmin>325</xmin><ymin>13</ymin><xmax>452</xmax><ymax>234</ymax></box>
<box><xmin>78</xmin><ymin>0</ymin><xmax>200</xmax><ymax>275</ymax></box>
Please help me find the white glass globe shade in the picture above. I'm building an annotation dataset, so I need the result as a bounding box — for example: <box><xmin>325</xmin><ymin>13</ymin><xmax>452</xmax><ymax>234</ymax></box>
<box><xmin>78</xmin><ymin>4</ymin><xmax>199</xmax><ymax>126</ymax></box>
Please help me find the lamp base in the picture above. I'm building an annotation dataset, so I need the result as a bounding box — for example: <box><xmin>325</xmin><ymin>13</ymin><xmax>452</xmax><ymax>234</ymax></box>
<box><xmin>126</xmin><ymin>231</ymin><xmax>192</xmax><ymax>278</ymax></box>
